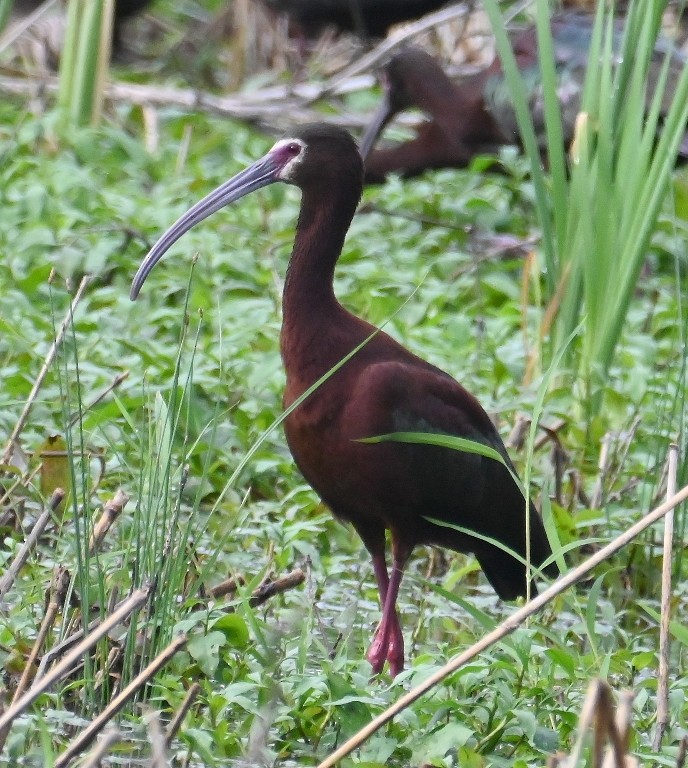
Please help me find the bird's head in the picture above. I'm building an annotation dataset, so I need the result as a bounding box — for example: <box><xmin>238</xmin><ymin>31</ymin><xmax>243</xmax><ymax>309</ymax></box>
<box><xmin>359</xmin><ymin>46</ymin><xmax>446</xmax><ymax>160</ymax></box>
<box><xmin>130</xmin><ymin>123</ymin><xmax>362</xmax><ymax>300</ymax></box>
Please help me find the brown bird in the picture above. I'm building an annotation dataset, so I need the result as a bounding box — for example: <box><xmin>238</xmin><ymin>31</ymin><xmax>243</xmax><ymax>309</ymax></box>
<box><xmin>131</xmin><ymin>124</ymin><xmax>558</xmax><ymax>675</ymax></box>
<box><xmin>360</xmin><ymin>46</ymin><xmax>508</xmax><ymax>183</ymax></box>
<box><xmin>361</xmin><ymin>14</ymin><xmax>688</xmax><ymax>182</ymax></box>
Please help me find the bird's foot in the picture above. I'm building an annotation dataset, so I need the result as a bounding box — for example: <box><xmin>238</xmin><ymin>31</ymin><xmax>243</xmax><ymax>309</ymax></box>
<box><xmin>386</xmin><ymin>627</ymin><xmax>405</xmax><ymax>677</ymax></box>
<box><xmin>366</xmin><ymin>630</ymin><xmax>388</xmax><ymax>674</ymax></box>
<box><xmin>367</xmin><ymin>619</ymin><xmax>405</xmax><ymax>676</ymax></box>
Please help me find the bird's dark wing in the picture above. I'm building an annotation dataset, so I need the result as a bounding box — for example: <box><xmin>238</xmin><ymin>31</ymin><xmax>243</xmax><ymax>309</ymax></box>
<box><xmin>340</xmin><ymin>359</ymin><xmax>556</xmax><ymax>597</ymax></box>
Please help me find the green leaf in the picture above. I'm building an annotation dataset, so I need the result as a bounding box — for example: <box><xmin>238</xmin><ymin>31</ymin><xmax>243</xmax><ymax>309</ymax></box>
<box><xmin>211</xmin><ymin>614</ymin><xmax>250</xmax><ymax>649</ymax></box>
<box><xmin>187</xmin><ymin>631</ymin><xmax>227</xmax><ymax>677</ymax></box>
<box><xmin>327</xmin><ymin>673</ymin><xmax>374</xmax><ymax>736</ymax></box>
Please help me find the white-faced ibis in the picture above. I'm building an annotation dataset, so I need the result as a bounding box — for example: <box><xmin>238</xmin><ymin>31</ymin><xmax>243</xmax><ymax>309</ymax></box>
<box><xmin>258</xmin><ymin>0</ymin><xmax>448</xmax><ymax>38</ymax></box>
<box><xmin>361</xmin><ymin>14</ymin><xmax>688</xmax><ymax>182</ymax></box>
<box><xmin>131</xmin><ymin>124</ymin><xmax>558</xmax><ymax>676</ymax></box>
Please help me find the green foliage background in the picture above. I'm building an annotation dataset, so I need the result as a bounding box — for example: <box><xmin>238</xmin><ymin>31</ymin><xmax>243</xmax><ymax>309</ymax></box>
<box><xmin>0</xmin><ymin>1</ymin><xmax>687</xmax><ymax>765</ymax></box>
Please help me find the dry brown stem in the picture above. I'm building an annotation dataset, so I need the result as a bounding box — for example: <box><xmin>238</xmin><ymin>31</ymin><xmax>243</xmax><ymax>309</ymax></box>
<box><xmin>88</xmin><ymin>488</ymin><xmax>130</xmax><ymax>554</ymax></box>
<box><xmin>0</xmin><ymin>585</ymin><xmax>151</xmax><ymax>735</ymax></box>
<box><xmin>166</xmin><ymin>682</ymin><xmax>201</xmax><ymax>746</ymax></box>
<box><xmin>209</xmin><ymin>574</ymin><xmax>246</xmax><ymax>599</ymax></box>
<box><xmin>68</xmin><ymin>370</ymin><xmax>130</xmax><ymax>427</ymax></box>
<box><xmin>654</xmin><ymin>442</ymin><xmax>679</xmax><ymax>751</ymax></box>
<box><xmin>53</xmin><ymin>634</ymin><xmax>187</xmax><ymax>768</ymax></box>
<box><xmin>316</xmin><ymin>482</ymin><xmax>688</xmax><ymax>768</ymax></box>
<box><xmin>78</xmin><ymin>728</ymin><xmax>122</xmax><ymax>768</ymax></box>
<box><xmin>249</xmin><ymin>568</ymin><xmax>305</xmax><ymax>606</ymax></box>
<box><xmin>10</xmin><ymin>565</ymin><xmax>70</xmax><ymax>705</ymax></box>
<box><xmin>2</xmin><ymin>276</ymin><xmax>91</xmax><ymax>466</ymax></box>
<box><xmin>0</xmin><ymin>488</ymin><xmax>65</xmax><ymax>600</ymax></box>
<box><xmin>209</xmin><ymin>568</ymin><xmax>305</xmax><ymax>605</ymax></box>
<box><xmin>0</xmin><ymin>564</ymin><xmax>68</xmax><ymax>749</ymax></box>
<box><xmin>145</xmin><ymin>708</ymin><xmax>170</xmax><ymax>768</ymax></box>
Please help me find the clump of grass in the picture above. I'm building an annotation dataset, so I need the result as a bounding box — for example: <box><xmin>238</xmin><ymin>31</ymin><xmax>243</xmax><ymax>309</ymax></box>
<box><xmin>484</xmin><ymin>0</ymin><xmax>688</xmax><ymax>418</ymax></box>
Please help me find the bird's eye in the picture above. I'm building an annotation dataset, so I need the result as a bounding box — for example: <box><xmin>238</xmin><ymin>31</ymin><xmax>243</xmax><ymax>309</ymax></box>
<box><xmin>287</xmin><ymin>142</ymin><xmax>301</xmax><ymax>156</ymax></box>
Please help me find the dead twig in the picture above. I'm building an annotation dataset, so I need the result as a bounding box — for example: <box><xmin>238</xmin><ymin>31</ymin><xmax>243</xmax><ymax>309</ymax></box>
<box><xmin>0</xmin><ymin>488</ymin><xmax>65</xmax><ymax>600</ymax></box>
<box><xmin>209</xmin><ymin>575</ymin><xmax>246</xmax><ymax>600</ymax></box>
<box><xmin>145</xmin><ymin>708</ymin><xmax>170</xmax><ymax>768</ymax></box>
<box><xmin>316</xmin><ymin>482</ymin><xmax>688</xmax><ymax>768</ymax></box>
<box><xmin>2</xmin><ymin>275</ymin><xmax>91</xmax><ymax>466</ymax></box>
<box><xmin>653</xmin><ymin>442</ymin><xmax>679</xmax><ymax>751</ymax></box>
<box><xmin>0</xmin><ymin>72</ymin><xmax>371</xmax><ymax>129</ymax></box>
<box><xmin>34</xmin><ymin>587</ymin><xmax>143</xmax><ymax>678</ymax></box>
<box><xmin>0</xmin><ymin>585</ymin><xmax>151</xmax><ymax>735</ymax></box>
<box><xmin>249</xmin><ymin>568</ymin><xmax>306</xmax><ymax>607</ymax></box>
<box><xmin>53</xmin><ymin>634</ymin><xmax>187</xmax><ymax>768</ymax></box>
<box><xmin>0</xmin><ymin>0</ymin><xmax>61</xmax><ymax>55</ymax></box>
<box><xmin>209</xmin><ymin>568</ymin><xmax>305</xmax><ymax>604</ymax></box>
<box><xmin>89</xmin><ymin>488</ymin><xmax>129</xmax><ymax>554</ymax></box>
<box><xmin>68</xmin><ymin>370</ymin><xmax>130</xmax><ymax>427</ymax></box>
<box><xmin>166</xmin><ymin>682</ymin><xmax>201</xmax><ymax>746</ymax></box>
<box><xmin>0</xmin><ymin>565</ymin><xmax>70</xmax><ymax>751</ymax></box>
<box><xmin>11</xmin><ymin>566</ymin><xmax>70</xmax><ymax>704</ymax></box>
<box><xmin>590</xmin><ymin>433</ymin><xmax>612</xmax><ymax>510</ymax></box>
<box><xmin>78</xmin><ymin>728</ymin><xmax>122</xmax><ymax>768</ymax></box>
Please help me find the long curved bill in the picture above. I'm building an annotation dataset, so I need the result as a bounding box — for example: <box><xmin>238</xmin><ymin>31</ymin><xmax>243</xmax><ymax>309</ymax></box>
<box><xmin>359</xmin><ymin>95</ymin><xmax>394</xmax><ymax>161</ymax></box>
<box><xmin>130</xmin><ymin>153</ymin><xmax>280</xmax><ymax>300</ymax></box>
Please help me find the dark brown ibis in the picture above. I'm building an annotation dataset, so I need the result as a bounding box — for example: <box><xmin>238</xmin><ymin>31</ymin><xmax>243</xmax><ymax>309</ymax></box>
<box><xmin>130</xmin><ymin>124</ymin><xmax>558</xmax><ymax>676</ymax></box>
<box><xmin>360</xmin><ymin>45</ymin><xmax>508</xmax><ymax>183</ymax></box>
<box><xmin>361</xmin><ymin>14</ymin><xmax>688</xmax><ymax>182</ymax></box>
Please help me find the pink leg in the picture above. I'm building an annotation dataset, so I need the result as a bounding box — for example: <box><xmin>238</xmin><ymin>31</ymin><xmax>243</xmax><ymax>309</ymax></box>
<box><xmin>366</xmin><ymin>550</ymin><xmax>407</xmax><ymax>676</ymax></box>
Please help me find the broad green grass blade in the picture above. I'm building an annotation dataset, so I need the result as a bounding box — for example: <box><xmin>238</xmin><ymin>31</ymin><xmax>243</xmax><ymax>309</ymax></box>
<box><xmin>481</xmin><ymin>0</ymin><xmax>557</xmax><ymax>290</ymax></box>
<box><xmin>0</xmin><ymin>0</ymin><xmax>11</xmax><ymax>32</ymax></box>
<box><xmin>58</xmin><ymin>0</ymin><xmax>114</xmax><ymax>125</ymax></box>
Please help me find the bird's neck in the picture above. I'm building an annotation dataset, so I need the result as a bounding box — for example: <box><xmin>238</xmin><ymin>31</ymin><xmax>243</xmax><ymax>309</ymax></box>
<box><xmin>280</xmin><ymin>183</ymin><xmax>361</xmax><ymax>372</ymax></box>
<box><xmin>282</xmin><ymin>184</ymin><xmax>359</xmax><ymax>325</ymax></box>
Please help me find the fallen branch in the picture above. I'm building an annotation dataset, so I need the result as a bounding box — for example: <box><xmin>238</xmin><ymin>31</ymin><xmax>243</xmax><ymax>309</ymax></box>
<box><xmin>209</xmin><ymin>574</ymin><xmax>246</xmax><ymax>599</ymax></box>
<box><xmin>0</xmin><ymin>2</ymin><xmax>499</xmax><ymax>133</ymax></box>
<box><xmin>0</xmin><ymin>72</ymin><xmax>373</xmax><ymax>129</ymax></box>
<box><xmin>249</xmin><ymin>568</ymin><xmax>306</xmax><ymax>607</ymax></box>
<box><xmin>208</xmin><ymin>568</ymin><xmax>305</xmax><ymax>605</ymax></box>
<box><xmin>316</xmin><ymin>482</ymin><xmax>688</xmax><ymax>768</ymax></box>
